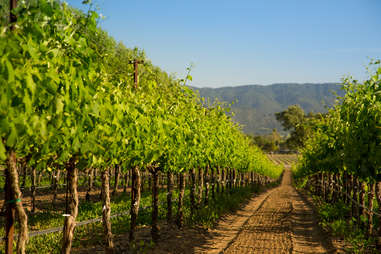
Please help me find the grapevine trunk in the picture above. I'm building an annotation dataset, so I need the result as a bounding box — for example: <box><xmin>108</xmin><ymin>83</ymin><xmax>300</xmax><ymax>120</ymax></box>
<box><xmin>151</xmin><ymin>168</ymin><xmax>159</xmax><ymax>242</ymax></box>
<box><xmin>166</xmin><ymin>171</ymin><xmax>173</xmax><ymax>224</ymax></box>
<box><xmin>176</xmin><ymin>172</ymin><xmax>185</xmax><ymax>228</ymax></box>
<box><xmin>61</xmin><ymin>157</ymin><xmax>78</xmax><ymax>254</ymax></box>
<box><xmin>129</xmin><ymin>166</ymin><xmax>141</xmax><ymax>242</ymax></box>
<box><xmin>101</xmin><ymin>168</ymin><xmax>114</xmax><ymax>253</ymax></box>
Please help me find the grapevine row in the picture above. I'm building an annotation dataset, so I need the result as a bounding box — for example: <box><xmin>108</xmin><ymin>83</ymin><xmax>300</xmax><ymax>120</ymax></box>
<box><xmin>295</xmin><ymin>61</ymin><xmax>381</xmax><ymax>247</ymax></box>
<box><xmin>0</xmin><ymin>1</ymin><xmax>282</xmax><ymax>253</ymax></box>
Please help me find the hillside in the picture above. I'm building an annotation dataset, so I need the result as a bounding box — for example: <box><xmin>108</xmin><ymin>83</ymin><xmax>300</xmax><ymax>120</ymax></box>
<box><xmin>192</xmin><ymin>83</ymin><xmax>344</xmax><ymax>135</ymax></box>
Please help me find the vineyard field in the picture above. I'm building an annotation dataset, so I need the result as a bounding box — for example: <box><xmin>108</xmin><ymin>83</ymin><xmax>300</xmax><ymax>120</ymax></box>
<box><xmin>0</xmin><ymin>1</ymin><xmax>283</xmax><ymax>253</ymax></box>
<box><xmin>1</xmin><ymin>0</ymin><xmax>380</xmax><ymax>253</ymax></box>
<box><xmin>267</xmin><ymin>154</ymin><xmax>298</xmax><ymax>167</ymax></box>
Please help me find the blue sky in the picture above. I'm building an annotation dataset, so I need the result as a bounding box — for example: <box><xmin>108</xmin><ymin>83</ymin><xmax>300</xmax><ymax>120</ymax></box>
<box><xmin>66</xmin><ymin>0</ymin><xmax>381</xmax><ymax>88</ymax></box>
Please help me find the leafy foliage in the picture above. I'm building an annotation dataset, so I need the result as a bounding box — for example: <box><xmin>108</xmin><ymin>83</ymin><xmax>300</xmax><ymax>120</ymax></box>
<box><xmin>250</xmin><ymin>129</ymin><xmax>282</xmax><ymax>152</ymax></box>
<box><xmin>275</xmin><ymin>105</ymin><xmax>322</xmax><ymax>150</ymax></box>
<box><xmin>0</xmin><ymin>0</ymin><xmax>281</xmax><ymax>180</ymax></box>
<box><xmin>317</xmin><ymin>200</ymin><xmax>376</xmax><ymax>253</ymax></box>
<box><xmin>296</xmin><ymin>61</ymin><xmax>381</xmax><ymax>181</ymax></box>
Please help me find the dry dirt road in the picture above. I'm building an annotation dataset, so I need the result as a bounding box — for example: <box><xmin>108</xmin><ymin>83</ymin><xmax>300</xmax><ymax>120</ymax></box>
<box><xmin>220</xmin><ymin>169</ymin><xmax>335</xmax><ymax>254</ymax></box>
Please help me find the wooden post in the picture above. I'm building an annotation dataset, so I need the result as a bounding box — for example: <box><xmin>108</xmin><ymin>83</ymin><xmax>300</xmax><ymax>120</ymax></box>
<box><xmin>9</xmin><ymin>0</ymin><xmax>17</xmax><ymax>30</ymax></box>
<box><xmin>129</xmin><ymin>59</ymin><xmax>144</xmax><ymax>89</ymax></box>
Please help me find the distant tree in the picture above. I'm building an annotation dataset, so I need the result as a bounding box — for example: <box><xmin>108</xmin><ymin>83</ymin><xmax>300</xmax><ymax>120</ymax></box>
<box><xmin>251</xmin><ymin>129</ymin><xmax>282</xmax><ymax>152</ymax></box>
<box><xmin>275</xmin><ymin>105</ymin><xmax>320</xmax><ymax>150</ymax></box>
<box><xmin>275</xmin><ymin>105</ymin><xmax>305</xmax><ymax>131</ymax></box>
<box><xmin>270</xmin><ymin>129</ymin><xmax>281</xmax><ymax>147</ymax></box>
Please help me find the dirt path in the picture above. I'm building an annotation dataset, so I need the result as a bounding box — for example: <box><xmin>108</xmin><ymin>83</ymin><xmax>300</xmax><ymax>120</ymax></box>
<box><xmin>219</xmin><ymin>169</ymin><xmax>335</xmax><ymax>254</ymax></box>
<box><xmin>148</xmin><ymin>168</ymin><xmax>339</xmax><ymax>254</ymax></box>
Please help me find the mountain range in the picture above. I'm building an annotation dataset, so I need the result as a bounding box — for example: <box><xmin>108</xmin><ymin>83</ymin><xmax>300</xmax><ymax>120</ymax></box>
<box><xmin>191</xmin><ymin>83</ymin><xmax>345</xmax><ymax>135</ymax></box>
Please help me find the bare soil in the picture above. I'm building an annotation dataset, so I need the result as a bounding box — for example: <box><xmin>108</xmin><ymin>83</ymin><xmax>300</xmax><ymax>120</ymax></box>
<box><xmin>220</xmin><ymin>169</ymin><xmax>338</xmax><ymax>254</ymax></box>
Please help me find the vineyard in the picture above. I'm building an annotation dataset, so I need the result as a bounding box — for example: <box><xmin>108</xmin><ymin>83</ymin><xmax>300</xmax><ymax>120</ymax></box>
<box><xmin>1</xmin><ymin>0</ymin><xmax>381</xmax><ymax>254</ymax></box>
<box><xmin>294</xmin><ymin>61</ymin><xmax>381</xmax><ymax>251</ymax></box>
<box><xmin>0</xmin><ymin>1</ymin><xmax>283</xmax><ymax>253</ymax></box>
<box><xmin>267</xmin><ymin>154</ymin><xmax>298</xmax><ymax>167</ymax></box>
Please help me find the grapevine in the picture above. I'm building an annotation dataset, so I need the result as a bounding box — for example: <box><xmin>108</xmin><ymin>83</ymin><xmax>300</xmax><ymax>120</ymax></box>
<box><xmin>0</xmin><ymin>1</ymin><xmax>282</xmax><ymax>253</ymax></box>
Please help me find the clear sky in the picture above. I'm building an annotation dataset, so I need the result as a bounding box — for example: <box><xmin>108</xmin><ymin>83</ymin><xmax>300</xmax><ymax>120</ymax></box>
<box><xmin>66</xmin><ymin>0</ymin><xmax>381</xmax><ymax>88</ymax></box>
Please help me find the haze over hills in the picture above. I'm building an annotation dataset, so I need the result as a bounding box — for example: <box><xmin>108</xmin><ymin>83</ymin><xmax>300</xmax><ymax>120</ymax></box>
<box><xmin>191</xmin><ymin>83</ymin><xmax>345</xmax><ymax>135</ymax></box>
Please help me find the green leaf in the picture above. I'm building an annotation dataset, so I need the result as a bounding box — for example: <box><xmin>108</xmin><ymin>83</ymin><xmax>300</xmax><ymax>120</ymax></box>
<box><xmin>6</xmin><ymin>126</ymin><xmax>17</xmax><ymax>147</ymax></box>
<box><xmin>0</xmin><ymin>118</ymin><xmax>10</xmax><ymax>134</ymax></box>
<box><xmin>56</xmin><ymin>97</ymin><xmax>64</xmax><ymax>114</ymax></box>
<box><xmin>23</xmin><ymin>92</ymin><xmax>33</xmax><ymax>113</ymax></box>
<box><xmin>73</xmin><ymin>137</ymin><xmax>80</xmax><ymax>151</ymax></box>
<box><xmin>5</xmin><ymin>60</ymin><xmax>14</xmax><ymax>83</ymax></box>
<box><xmin>0</xmin><ymin>141</ymin><xmax>6</xmax><ymax>161</ymax></box>
<box><xmin>26</xmin><ymin>74</ymin><xmax>36</xmax><ymax>96</ymax></box>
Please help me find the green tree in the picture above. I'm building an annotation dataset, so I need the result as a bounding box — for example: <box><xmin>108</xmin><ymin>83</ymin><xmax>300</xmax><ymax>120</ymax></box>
<box><xmin>275</xmin><ymin>105</ymin><xmax>320</xmax><ymax>150</ymax></box>
<box><xmin>251</xmin><ymin>129</ymin><xmax>282</xmax><ymax>152</ymax></box>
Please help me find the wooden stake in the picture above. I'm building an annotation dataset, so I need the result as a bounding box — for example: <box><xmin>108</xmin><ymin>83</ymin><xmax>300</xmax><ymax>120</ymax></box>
<box><xmin>10</xmin><ymin>0</ymin><xmax>17</xmax><ymax>30</ymax></box>
<box><xmin>129</xmin><ymin>59</ymin><xmax>144</xmax><ymax>89</ymax></box>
